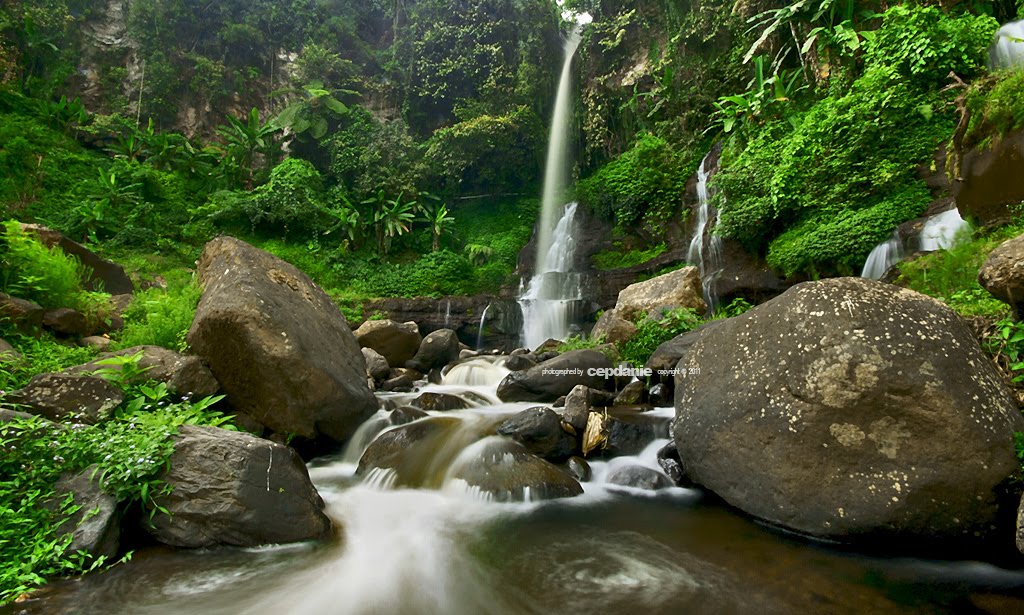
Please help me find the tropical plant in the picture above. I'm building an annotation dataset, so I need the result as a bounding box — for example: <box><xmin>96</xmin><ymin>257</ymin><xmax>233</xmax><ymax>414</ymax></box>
<box><xmin>274</xmin><ymin>81</ymin><xmax>353</xmax><ymax>141</ymax></box>
<box><xmin>216</xmin><ymin>108</ymin><xmax>279</xmax><ymax>189</ymax></box>
<box><xmin>419</xmin><ymin>202</ymin><xmax>455</xmax><ymax>251</ymax></box>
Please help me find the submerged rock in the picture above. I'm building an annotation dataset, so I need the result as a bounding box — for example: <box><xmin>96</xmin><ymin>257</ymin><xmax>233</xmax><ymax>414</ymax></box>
<box><xmin>672</xmin><ymin>278</ymin><xmax>1024</xmax><ymax>543</ymax></box>
<box><xmin>497</xmin><ymin>407</ymin><xmax>577</xmax><ymax>461</ymax></box>
<box><xmin>186</xmin><ymin>237</ymin><xmax>376</xmax><ymax>445</ymax></box>
<box><xmin>607</xmin><ymin>464</ymin><xmax>672</xmax><ymax>491</ymax></box>
<box><xmin>354</xmin><ymin>319</ymin><xmax>422</xmax><ymax>367</ymax></box>
<box><xmin>7</xmin><ymin>373</ymin><xmax>122</xmax><ymax>424</ymax></box>
<box><xmin>146</xmin><ymin>425</ymin><xmax>332</xmax><ymax>548</ymax></box>
<box><xmin>357</xmin><ymin>417</ymin><xmax>470</xmax><ymax>488</ymax></box>
<box><xmin>497</xmin><ymin>349</ymin><xmax>611</xmax><ymax>402</ymax></box>
<box><xmin>446</xmin><ymin>437</ymin><xmax>583</xmax><ymax>502</ymax></box>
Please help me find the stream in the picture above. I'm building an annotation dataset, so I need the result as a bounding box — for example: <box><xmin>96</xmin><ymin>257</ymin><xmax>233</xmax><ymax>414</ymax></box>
<box><xmin>8</xmin><ymin>360</ymin><xmax>1024</xmax><ymax>614</ymax></box>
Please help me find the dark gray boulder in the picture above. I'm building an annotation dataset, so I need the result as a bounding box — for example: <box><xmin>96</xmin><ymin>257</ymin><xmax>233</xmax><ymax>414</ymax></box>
<box><xmin>357</xmin><ymin>417</ymin><xmax>468</xmax><ymax>488</ymax></box>
<box><xmin>978</xmin><ymin>233</ymin><xmax>1024</xmax><ymax>316</ymax></box>
<box><xmin>447</xmin><ymin>437</ymin><xmax>583</xmax><ymax>502</ymax></box>
<box><xmin>20</xmin><ymin>223</ymin><xmax>134</xmax><ymax>295</ymax></box>
<box><xmin>0</xmin><ymin>292</ymin><xmax>43</xmax><ymax>335</ymax></box>
<box><xmin>67</xmin><ymin>345</ymin><xmax>220</xmax><ymax>398</ymax></box>
<box><xmin>496</xmin><ymin>407</ymin><xmax>577</xmax><ymax>461</ymax></box>
<box><xmin>614</xmin><ymin>381</ymin><xmax>646</xmax><ymax>406</ymax></box>
<box><xmin>497</xmin><ymin>349</ymin><xmax>612</xmax><ymax>402</ymax></box>
<box><xmin>186</xmin><ymin>237</ymin><xmax>376</xmax><ymax>445</ymax></box>
<box><xmin>361</xmin><ymin>347</ymin><xmax>390</xmax><ymax>382</ymax></box>
<box><xmin>0</xmin><ymin>338</ymin><xmax>20</xmax><ymax>362</ymax></box>
<box><xmin>672</xmin><ymin>277</ymin><xmax>1024</xmax><ymax>542</ymax></box>
<box><xmin>145</xmin><ymin>425</ymin><xmax>332</xmax><ymax>548</ymax></box>
<box><xmin>406</xmin><ymin>328</ymin><xmax>460</xmax><ymax>372</ymax></box>
<box><xmin>42</xmin><ymin>307</ymin><xmax>91</xmax><ymax>337</ymax></box>
<box><xmin>7</xmin><ymin>373</ymin><xmax>122</xmax><ymax>423</ymax></box>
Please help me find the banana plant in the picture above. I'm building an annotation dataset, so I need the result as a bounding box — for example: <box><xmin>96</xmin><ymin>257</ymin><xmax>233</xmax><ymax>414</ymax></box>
<box><xmin>273</xmin><ymin>81</ymin><xmax>355</xmax><ymax>140</ymax></box>
<box><xmin>216</xmin><ymin>108</ymin><xmax>280</xmax><ymax>189</ymax></box>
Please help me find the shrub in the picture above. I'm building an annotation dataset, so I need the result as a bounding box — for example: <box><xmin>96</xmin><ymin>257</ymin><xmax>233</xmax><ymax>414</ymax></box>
<box><xmin>964</xmin><ymin>69</ymin><xmax>1024</xmax><ymax>148</ymax></box>
<box><xmin>619</xmin><ymin>308</ymin><xmax>702</xmax><ymax>366</ymax></box>
<box><xmin>0</xmin><ymin>221</ymin><xmax>87</xmax><ymax>309</ymax></box>
<box><xmin>0</xmin><ymin>333</ymin><xmax>96</xmax><ymax>392</ymax></box>
<box><xmin>242</xmin><ymin>158</ymin><xmax>327</xmax><ymax>236</ymax></box>
<box><xmin>592</xmin><ymin>243</ymin><xmax>667</xmax><ymax>271</ymax></box>
<box><xmin>115</xmin><ymin>281</ymin><xmax>202</xmax><ymax>352</ymax></box>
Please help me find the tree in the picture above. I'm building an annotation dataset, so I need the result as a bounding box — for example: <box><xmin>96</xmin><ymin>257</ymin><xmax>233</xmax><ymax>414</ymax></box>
<box><xmin>419</xmin><ymin>202</ymin><xmax>455</xmax><ymax>252</ymax></box>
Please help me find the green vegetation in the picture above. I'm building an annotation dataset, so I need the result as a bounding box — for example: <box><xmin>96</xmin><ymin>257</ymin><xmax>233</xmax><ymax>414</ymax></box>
<box><xmin>592</xmin><ymin>242</ymin><xmax>667</xmax><ymax>271</ymax></box>
<box><xmin>0</xmin><ymin>374</ymin><xmax>231</xmax><ymax>603</ymax></box>
<box><xmin>0</xmin><ymin>334</ymin><xmax>96</xmax><ymax>392</ymax></box>
<box><xmin>620</xmin><ymin>308</ymin><xmax>703</xmax><ymax>366</ymax></box>
<box><xmin>116</xmin><ymin>282</ymin><xmax>202</xmax><ymax>352</ymax></box>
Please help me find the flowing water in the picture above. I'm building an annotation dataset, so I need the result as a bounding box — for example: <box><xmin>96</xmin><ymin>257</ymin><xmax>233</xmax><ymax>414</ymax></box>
<box><xmin>861</xmin><ymin>231</ymin><xmax>903</xmax><ymax>280</ymax></box>
<box><xmin>990</xmin><ymin>20</ymin><xmax>1024</xmax><ymax>70</ymax></box>
<box><xmin>918</xmin><ymin>208</ymin><xmax>970</xmax><ymax>252</ymax></box>
<box><xmin>686</xmin><ymin>151</ymin><xmax>724</xmax><ymax>313</ymax></box>
<box><xmin>13</xmin><ymin>361</ymin><xmax>1024</xmax><ymax>615</ymax></box>
<box><xmin>518</xmin><ymin>29</ymin><xmax>584</xmax><ymax>350</ymax></box>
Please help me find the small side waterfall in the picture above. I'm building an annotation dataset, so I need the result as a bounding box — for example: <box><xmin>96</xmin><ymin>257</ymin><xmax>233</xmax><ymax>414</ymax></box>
<box><xmin>990</xmin><ymin>20</ymin><xmax>1024</xmax><ymax>70</ymax></box>
<box><xmin>518</xmin><ymin>203</ymin><xmax>585</xmax><ymax>349</ymax></box>
<box><xmin>918</xmin><ymin>208</ymin><xmax>969</xmax><ymax>251</ymax></box>
<box><xmin>861</xmin><ymin>231</ymin><xmax>903</xmax><ymax>280</ymax></box>
<box><xmin>475</xmin><ymin>304</ymin><xmax>491</xmax><ymax>350</ymax></box>
<box><xmin>518</xmin><ymin>29</ymin><xmax>584</xmax><ymax>349</ymax></box>
<box><xmin>686</xmin><ymin>151</ymin><xmax>724</xmax><ymax>313</ymax></box>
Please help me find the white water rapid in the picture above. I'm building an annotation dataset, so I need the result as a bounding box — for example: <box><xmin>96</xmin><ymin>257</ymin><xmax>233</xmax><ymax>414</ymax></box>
<box><xmin>861</xmin><ymin>231</ymin><xmax>903</xmax><ymax>280</ymax></box>
<box><xmin>990</xmin><ymin>20</ymin><xmax>1024</xmax><ymax>70</ymax></box>
<box><xmin>918</xmin><ymin>208</ymin><xmax>970</xmax><ymax>251</ymax></box>
<box><xmin>518</xmin><ymin>29</ymin><xmax>583</xmax><ymax>350</ymax></box>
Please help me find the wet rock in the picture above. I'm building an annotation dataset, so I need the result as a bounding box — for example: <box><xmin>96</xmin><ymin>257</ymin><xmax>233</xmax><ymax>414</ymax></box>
<box><xmin>390</xmin><ymin>406</ymin><xmax>429</xmax><ymax>426</ymax></box>
<box><xmin>614</xmin><ymin>381</ymin><xmax>646</xmax><ymax>406</ymax></box>
<box><xmin>673</xmin><ymin>277</ymin><xmax>1024</xmax><ymax>543</ymax></box>
<box><xmin>46</xmin><ymin>465</ymin><xmax>121</xmax><ymax>561</ymax></box>
<box><xmin>535</xmin><ymin>350</ymin><xmax>560</xmax><ymax>362</ymax></box>
<box><xmin>0</xmin><ymin>292</ymin><xmax>44</xmax><ymax>334</ymax></box>
<box><xmin>497</xmin><ymin>407</ymin><xmax>577</xmax><ymax>461</ymax></box>
<box><xmin>648</xmin><ymin>383</ymin><xmax>672</xmax><ymax>407</ymax></box>
<box><xmin>406</xmin><ymin>328</ymin><xmax>460</xmax><ymax>372</ymax></box>
<box><xmin>362</xmin><ymin>347</ymin><xmax>391</xmax><ymax>382</ymax></box>
<box><xmin>357</xmin><ymin>417</ymin><xmax>467</xmax><ymax>487</ymax></box>
<box><xmin>646</xmin><ymin>319</ymin><xmax>727</xmax><ymax>389</ymax></box>
<box><xmin>590</xmin><ymin>309</ymin><xmax>638</xmax><ymax>344</ymax></box>
<box><xmin>978</xmin><ymin>233</ymin><xmax>1024</xmax><ymax>316</ymax></box>
<box><xmin>497</xmin><ymin>349</ymin><xmax>612</xmax><ymax>403</ymax></box>
<box><xmin>427</xmin><ymin>368</ymin><xmax>443</xmax><ymax>384</ymax></box>
<box><xmin>186</xmin><ymin>237</ymin><xmax>376</xmax><ymax>446</ymax></box>
<box><xmin>566</xmin><ymin>456</ymin><xmax>592</xmax><ymax>482</ymax></box>
<box><xmin>504</xmin><ymin>353</ymin><xmax>537</xmax><ymax>371</ymax></box>
<box><xmin>412</xmin><ymin>392</ymin><xmax>468</xmax><ymax>411</ymax></box>
<box><xmin>19</xmin><ymin>223</ymin><xmax>134</xmax><ymax>294</ymax></box>
<box><xmin>607</xmin><ymin>464</ymin><xmax>672</xmax><ymax>491</ymax></box>
<box><xmin>67</xmin><ymin>345</ymin><xmax>220</xmax><ymax>398</ymax></box>
<box><xmin>382</xmin><ymin>373</ymin><xmax>417</xmax><ymax>392</ymax></box>
<box><xmin>42</xmin><ymin>307</ymin><xmax>91</xmax><ymax>337</ymax></box>
<box><xmin>447</xmin><ymin>437</ymin><xmax>583</xmax><ymax>501</ymax></box>
<box><xmin>615</xmin><ymin>266</ymin><xmax>706</xmax><ymax>316</ymax></box>
<box><xmin>459</xmin><ymin>349</ymin><xmax>479</xmax><ymax>360</ymax></box>
<box><xmin>7</xmin><ymin>373</ymin><xmax>122</xmax><ymax>423</ymax></box>
<box><xmin>657</xmin><ymin>441</ymin><xmax>688</xmax><ymax>486</ymax></box>
<box><xmin>146</xmin><ymin>425</ymin><xmax>332</xmax><ymax>548</ymax></box>
<box><xmin>354</xmin><ymin>319</ymin><xmax>422</xmax><ymax>367</ymax></box>
<box><xmin>583</xmin><ymin>410</ymin><xmax>667</xmax><ymax>458</ymax></box>
<box><xmin>563</xmin><ymin>384</ymin><xmax>605</xmax><ymax>432</ymax></box>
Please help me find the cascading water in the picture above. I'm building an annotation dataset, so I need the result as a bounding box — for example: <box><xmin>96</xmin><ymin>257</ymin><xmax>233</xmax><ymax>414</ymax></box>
<box><xmin>518</xmin><ymin>29</ymin><xmax>584</xmax><ymax>350</ymax></box>
<box><xmin>475</xmin><ymin>303</ymin><xmax>491</xmax><ymax>350</ymax></box>
<box><xmin>686</xmin><ymin>151</ymin><xmax>724</xmax><ymax>313</ymax></box>
<box><xmin>860</xmin><ymin>231</ymin><xmax>903</xmax><ymax>280</ymax></box>
<box><xmin>990</xmin><ymin>20</ymin><xmax>1024</xmax><ymax>70</ymax></box>
<box><xmin>918</xmin><ymin>208</ymin><xmax>970</xmax><ymax>251</ymax></box>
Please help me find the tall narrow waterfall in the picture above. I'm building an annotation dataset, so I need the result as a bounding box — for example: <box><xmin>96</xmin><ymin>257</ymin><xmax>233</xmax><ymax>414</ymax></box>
<box><xmin>518</xmin><ymin>30</ymin><xmax>583</xmax><ymax>350</ymax></box>
<box><xmin>686</xmin><ymin>151</ymin><xmax>724</xmax><ymax>313</ymax></box>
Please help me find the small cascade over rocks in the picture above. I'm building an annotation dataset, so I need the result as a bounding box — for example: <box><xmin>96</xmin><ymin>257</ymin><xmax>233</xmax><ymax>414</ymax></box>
<box><xmin>918</xmin><ymin>208</ymin><xmax>970</xmax><ymax>251</ymax></box>
<box><xmin>519</xmin><ymin>29</ymin><xmax>585</xmax><ymax>349</ymax></box>
<box><xmin>861</xmin><ymin>231</ymin><xmax>903</xmax><ymax>280</ymax></box>
<box><xmin>686</xmin><ymin>150</ymin><xmax>724</xmax><ymax>313</ymax></box>
<box><xmin>990</xmin><ymin>20</ymin><xmax>1024</xmax><ymax>70</ymax></box>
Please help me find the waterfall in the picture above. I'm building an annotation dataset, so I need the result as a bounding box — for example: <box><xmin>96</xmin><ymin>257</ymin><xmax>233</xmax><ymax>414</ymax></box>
<box><xmin>475</xmin><ymin>304</ymin><xmax>491</xmax><ymax>350</ymax></box>
<box><xmin>990</xmin><ymin>20</ymin><xmax>1024</xmax><ymax>70</ymax></box>
<box><xmin>919</xmin><ymin>208</ymin><xmax>969</xmax><ymax>251</ymax></box>
<box><xmin>444</xmin><ymin>300</ymin><xmax>451</xmax><ymax>328</ymax></box>
<box><xmin>861</xmin><ymin>231</ymin><xmax>903</xmax><ymax>280</ymax></box>
<box><xmin>518</xmin><ymin>29</ymin><xmax>584</xmax><ymax>350</ymax></box>
<box><xmin>686</xmin><ymin>151</ymin><xmax>724</xmax><ymax>313</ymax></box>
<box><xmin>518</xmin><ymin>203</ymin><xmax>585</xmax><ymax>349</ymax></box>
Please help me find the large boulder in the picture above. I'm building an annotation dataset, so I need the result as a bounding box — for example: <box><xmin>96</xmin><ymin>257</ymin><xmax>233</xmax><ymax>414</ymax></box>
<box><xmin>145</xmin><ymin>425</ymin><xmax>332</xmax><ymax>548</ymax></box>
<box><xmin>978</xmin><ymin>233</ymin><xmax>1024</xmax><ymax>316</ymax></box>
<box><xmin>42</xmin><ymin>307</ymin><xmax>92</xmax><ymax>337</ymax></box>
<box><xmin>361</xmin><ymin>347</ymin><xmax>390</xmax><ymax>382</ymax></box>
<box><xmin>186</xmin><ymin>237</ymin><xmax>376</xmax><ymax>444</ymax></box>
<box><xmin>446</xmin><ymin>437</ymin><xmax>583</xmax><ymax>502</ymax></box>
<box><xmin>954</xmin><ymin>129</ymin><xmax>1024</xmax><ymax>225</ymax></box>
<box><xmin>7</xmin><ymin>373</ymin><xmax>123</xmax><ymax>424</ymax></box>
<box><xmin>0</xmin><ymin>292</ymin><xmax>43</xmax><ymax>335</ymax></box>
<box><xmin>614</xmin><ymin>266</ymin><xmax>706</xmax><ymax>317</ymax></box>
<box><xmin>406</xmin><ymin>328</ymin><xmax>460</xmax><ymax>372</ymax></box>
<box><xmin>590</xmin><ymin>309</ymin><xmax>638</xmax><ymax>344</ymax></box>
<box><xmin>672</xmin><ymin>278</ymin><xmax>1024</xmax><ymax>543</ymax></box>
<box><xmin>19</xmin><ymin>224</ymin><xmax>134</xmax><ymax>295</ymax></box>
<box><xmin>67</xmin><ymin>345</ymin><xmax>220</xmax><ymax>398</ymax></box>
<box><xmin>497</xmin><ymin>350</ymin><xmax>612</xmax><ymax>402</ymax></box>
<box><xmin>497</xmin><ymin>407</ymin><xmax>577</xmax><ymax>461</ymax></box>
<box><xmin>357</xmin><ymin>417</ymin><xmax>470</xmax><ymax>488</ymax></box>
<box><xmin>354</xmin><ymin>319</ymin><xmax>422</xmax><ymax>367</ymax></box>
